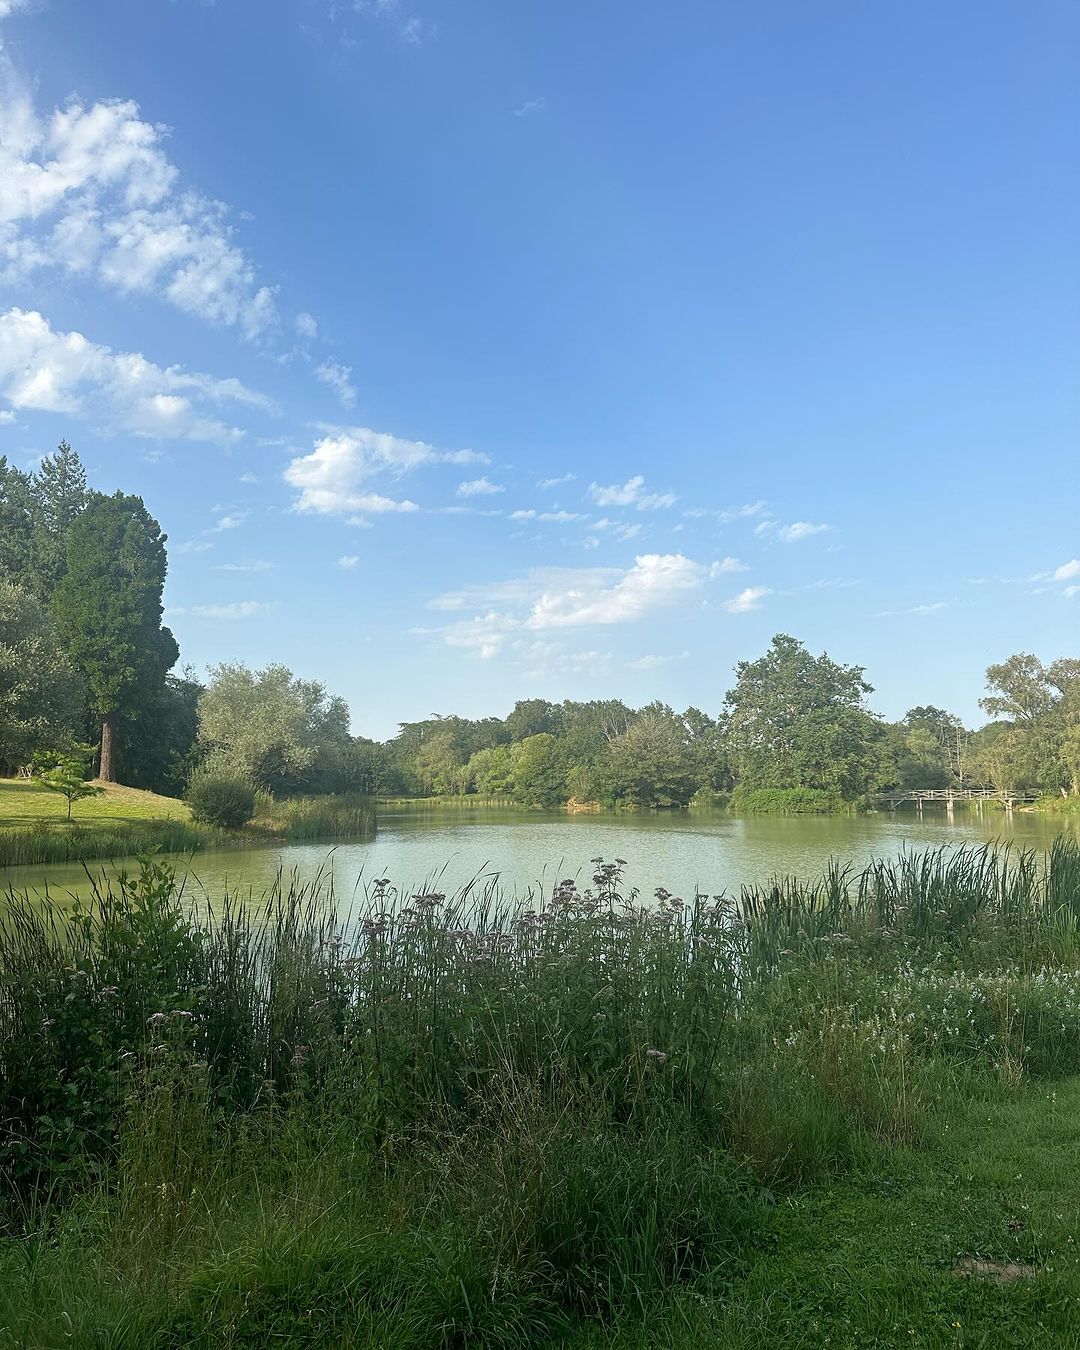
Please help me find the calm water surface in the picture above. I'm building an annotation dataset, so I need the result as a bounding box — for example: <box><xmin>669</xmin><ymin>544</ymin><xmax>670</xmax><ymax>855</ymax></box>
<box><xmin>4</xmin><ymin>804</ymin><xmax>1076</xmax><ymax>907</ymax></box>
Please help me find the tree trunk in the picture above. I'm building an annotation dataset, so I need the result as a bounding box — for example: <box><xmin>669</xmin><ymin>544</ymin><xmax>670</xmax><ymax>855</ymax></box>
<box><xmin>100</xmin><ymin>712</ymin><xmax>118</xmax><ymax>783</ymax></box>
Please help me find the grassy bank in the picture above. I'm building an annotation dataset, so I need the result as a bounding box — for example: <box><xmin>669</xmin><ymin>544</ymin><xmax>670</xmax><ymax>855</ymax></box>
<box><xmin>0</xmin><ymin>780</ymin><xmax>375</xmax><ymax>868</ymax></box>
<box><xmin>2</xmin><ymin>841</ymin><xmax>1080</xmax><ymax>1344</ymax></box>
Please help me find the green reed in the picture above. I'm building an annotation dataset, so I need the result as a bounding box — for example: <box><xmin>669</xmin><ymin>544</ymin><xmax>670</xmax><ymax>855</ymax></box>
<box><xmin>3</xmin><ymin>839</ymin><xmax>1080</xmax><ymax>1346</ymax></box>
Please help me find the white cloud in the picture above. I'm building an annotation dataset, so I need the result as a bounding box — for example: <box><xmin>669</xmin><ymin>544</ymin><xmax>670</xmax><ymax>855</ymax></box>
<box><xmin>315</xmin><ymin>359</ymin><xmax>357</xmax><ymax>408</ymax></box>
<box><xmin>174</xmin><ymin>538</ymin><xmax>213</xmax><ymax>555</ymax></box>
<box><xmin>1065</xmin><ymin>585</ymin><xmax>1079</xmax><ymax>600</ymax></box>
<box><xmin>1053</xmin><ymin>559</ymin><xmax>1080</xmax><ymax>582</ymax></box>
<box><xmin>295</xmin><ymin>312</ymin><xmax>318</xmax><ymax>339</ymax></box>
<box><xmin>213</xmin><ymin>559</ymin><xmax>272</xmax><ymax>572</ymax></box>
<box><xmin>338</xmin><ymin>554</ymin><xmax>360</xmax><ymax>570</ymax></box>
<box><xmin>684</xmin><ymin>500</ymin><xmax>767</xmax><ymax>522</ymax></box>
<box><xmin>909</xmin><ymin>601</ymin><xmax>947</xmax><ymax>615</ymax></box>
<box><xmin>0</xmin><ymin>1</ymin><xmax>32</xmax><ymax>16</ymax></box>
<box><xmin>589</xmin><ymin>475</ymin><xmax>676</xmax><ymax>510</ymax></box>
<box><xmin>0</xmin><ymin>408</ymin><xmax>14</xmax><ymax>423</ymax></box>
<box><xmin>0</xmin><ymin>75</ymin><xmax>279</xmax><ymax>337</ymax></box>
<box><xmin>428</xmin><ymin>553</ymin><xmax>722</xmax><ymax>658</ymax></box>
<box><xmin>538</xmin><ymin>472</ymin><xmax>575</xmax><ymax>488</ymax></box>
<box><xmin>756</xmin><ymin>518</ymin><xmax>830</xmax><ymax>543</ymax></box>
<box><xmin>457</xmin><ymin>476</ymin><xmax>504</xmax><ymax>497</ymax></box>
<box><xmin>212</xmin><ymin>511</ymin><xmax>246</xmax><ymax>531</ymax></box>
<box><xmin>0</xmin><ymin>307</ymin><xmax>271</xmax><ymax>444</ymax></box>
<box><xmin>631</xmin><ymin>651</ymin><xmax>689</xmax><ymax>670</ymax></box>
<box><xmin>510</xmin><ymin>508</ymin><xmax>583</xmax><ymax>523</ymax></box>
<box><xmin>590</xmin><ymin>517</ymin><xmax>643</xmax><ymax>542</ymax></box>
<box><xmin>284</xmin><ymin>428</ymin><xmax>441</xmax><ymax>518</ymax></box>
<box><xmin>710</xmin><ymin>556</ymin><xmax>747</xmax><ymax>574</ymax></box>
<box><xmin>724</xmin><ymin>586</ymin><xmax>770</xmax><ymax>613</ymax></box>
<box><xmin>513</xmin><ymin>98</ymin><xmax>546</xmax><ymax>118</ymax></box>
<box><xmin>170</xmin><ymin>600</ymin><xmax>274</xmax><ymax>620</ymax></box>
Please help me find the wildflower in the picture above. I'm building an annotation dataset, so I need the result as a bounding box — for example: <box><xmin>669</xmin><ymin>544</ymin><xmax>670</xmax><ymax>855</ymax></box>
<box><xmin>645</xmin><ymin>1048</ymin><xmax>668</xmax><ymax>1064</ymax></box>
<box><xmin>147</xmin><ymin>1012</ymin><xmax>169</xmax><ymax>1026</ymax></box>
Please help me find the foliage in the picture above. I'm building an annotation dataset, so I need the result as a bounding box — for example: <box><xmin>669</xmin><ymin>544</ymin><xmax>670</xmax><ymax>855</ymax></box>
<box><xmin>727</xmin><ymin>786</ymin><xmax>847</xmax><ymax>814</ymax></box>
<box><xmin>185</xmin><ymin>771</ymin><xmax>257</xmax><ymax>830</ymax></box>
<box><xmin>33</xmin><ymin>748</ymin><xmax>104</xmax><ymax>820</ymax></box>
<box><xmin>722</xmin><ymin>634</ymin><xmax>887</xmax><ymax>797</ymax></box>
<box><xmin>252</xmin><ymin>791</ymin><xmax>375</xmax><ymax>840</ymax></box>
<box><xmin>0</xmin><ymin>579</ymin><xmax>85</xmax><ymax>775</ymax></box>
<box><xmin>197</xmin><ymin>662</ymin><xmax>352</xmax><ymax>795</ymax></box>
<box><xmin>51</xmin><ymin>491</ymin><xmax>178</xmax><ymax>781</ymax></box>
<box><xmin>604</xmin><ymin>710</ymin><xmax>698</xmax><ymax>808</ymax></box>
<box><xmin>2</xmin><ymin>842</ymin><xmax>1080</xmax><ymax>1345</ymax></box>
<box><xmin>512</xmin><ymin>732</ymin><xmax>567</xmax><ymax>807</ymax></box>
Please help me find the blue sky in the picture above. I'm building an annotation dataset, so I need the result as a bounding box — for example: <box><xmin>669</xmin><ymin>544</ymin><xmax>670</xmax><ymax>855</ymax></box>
<box><xmin>0</xmin><ymin>0</ymin><xmax>1076</xmax><ymax>739</ymax></box>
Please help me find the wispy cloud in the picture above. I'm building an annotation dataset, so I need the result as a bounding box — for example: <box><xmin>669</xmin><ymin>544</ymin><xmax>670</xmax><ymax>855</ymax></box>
<box><xmin>756</xmin><ymin>518</ymin><xmax>830</xmax><ymax>543</ymax></box>
<box><xmin>511</xmin><ymin>508</ymin><xmax>583</xmax><ymax>523</ymax></box>
<box><xmin>427</xmin><ymin>553</ymin><xmax>724</xmax><ymax>659</ymax></box>
<box><xmin>338</xmin><ymin>554</ymin><xmax>360</xmax><ymax>570</ymax></box>
<box><xmin>513</xmin><ymin>98</ymin><xmax>546</xmax><ymax>118</ymax></box>
<box><xmin>0</xmin><ymin>307</ymin><xmax>272</xmax><ymax>445</ymax></box>
<box><xmin>538</xmin><ymin>472</ymin><xmax>576</xmax><ymax>488</ymax></box>
<box><xmin>314</xmin><ymin>359</ymin><xmax>357</xmax><ymax>408</ymax></box>
<box><xmin>724</xmin><ymin>586</ymin><xmax>770</xmax><ymax>613</ymax></box>
<box><xmin>631</xmin><ymin>650</ymin><xmax>690</xmax><ymax>670</ymax></box>
<box><xmin>457</xmin><ymin>476</ymin><xmax>504</xmax><ymax>497</ymax></box>
<box><xmin>213</xmin><ymin>559</ymin><xmax>273</xmax><ymax>572</ymax></box>
<box><xmin>589</xmin><ymin>475</ymin><xmax>677</xmax><ymax>510</ymax></box>
<box><xmin>170</xmin><ymin>600</ymin><xmax>275</xmax><ymax>620</ymax></box>
<box><xmin>684</xmin><ymin>500</ymin><xmax>767</xmax><ymax>522</ymax></box>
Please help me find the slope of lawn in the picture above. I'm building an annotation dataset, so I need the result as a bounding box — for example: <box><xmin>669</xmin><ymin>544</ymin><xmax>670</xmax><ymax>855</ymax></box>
<box><xmin>0</xmin><ymin>777</ymin><xmax>192</xmax><ymax>828</ymax></box>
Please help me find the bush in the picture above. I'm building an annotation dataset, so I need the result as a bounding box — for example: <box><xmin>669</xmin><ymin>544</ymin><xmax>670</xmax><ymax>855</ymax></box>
<box><xmin>185</xmin><ymin>772</ymin><xmax>255</xmax><ymax>829</ymax></box>
<box><xmin>728</xmin><ymin>785</ymin><xmax>848</xmax><ymax>815</ymax></box>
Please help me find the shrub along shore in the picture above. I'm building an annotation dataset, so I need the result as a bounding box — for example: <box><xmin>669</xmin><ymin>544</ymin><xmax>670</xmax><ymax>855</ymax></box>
<box><xmin>2</xmin><ymin>840</ymin><xmax>1080</xmax><ymax>1346</ymax></box>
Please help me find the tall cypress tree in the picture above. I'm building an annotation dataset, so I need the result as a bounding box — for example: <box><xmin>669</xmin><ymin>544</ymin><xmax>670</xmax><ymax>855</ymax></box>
<box><xmin>52</xmin><ymin>492</ymin><xmax>178</xmax><ymax>783</ymax></box>
<box><xmin>30</xmin><ymin>441</ymin><xmax>88</xmax><ymax>600</ymax></box>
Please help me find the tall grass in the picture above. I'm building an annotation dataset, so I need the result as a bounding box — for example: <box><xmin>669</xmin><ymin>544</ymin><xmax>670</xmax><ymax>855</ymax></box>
<box><xmin>252</xmin><ymin>791</ymin><xmax>376</xmax><ymax>840</ymax></box>
<box><xmin>2</xmin><ymin>840</ymin><xmax>1080</xmax><ymax>1346</ymax></box>
<box><xmin>0</xmin><ymin>818</ymin><xmax>214</xmax><ymax>868</ymax></box>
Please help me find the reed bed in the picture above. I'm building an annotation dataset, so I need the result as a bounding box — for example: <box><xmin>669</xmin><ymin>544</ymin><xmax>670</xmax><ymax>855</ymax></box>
<box><xmin>0</xmin><ymin>818</ymin><xmax>213</xmax><ymax>868</ymax></box>
<box><xmin>2</xmin><ymin>840</ymin><xmax>1079</xmax><ymax>1346</ymax></box>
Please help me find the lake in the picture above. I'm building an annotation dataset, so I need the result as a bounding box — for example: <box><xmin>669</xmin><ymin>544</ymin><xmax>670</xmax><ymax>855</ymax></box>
<box><xmin>3</xmin><ymin>802</ymin><xmax>1075</xmax><ymax>907</ymax></box>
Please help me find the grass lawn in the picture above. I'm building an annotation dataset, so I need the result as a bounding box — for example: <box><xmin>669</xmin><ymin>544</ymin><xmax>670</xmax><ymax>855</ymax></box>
<box><xmin>575</xmin><ymin>1078</ymin><xmax>1080</xmax><ymax>1350</ymax></box>
<box><xmin>0</xmin><ymin>776</ymin><xmax>191</xmax><ymax>829</ymax></box>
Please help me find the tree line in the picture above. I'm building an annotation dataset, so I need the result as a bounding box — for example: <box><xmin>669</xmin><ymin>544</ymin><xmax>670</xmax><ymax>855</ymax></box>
<box><xmin>1</xmin><ymin>444</ymin><xmax>1077</xmax><ymax>808</ymax></box>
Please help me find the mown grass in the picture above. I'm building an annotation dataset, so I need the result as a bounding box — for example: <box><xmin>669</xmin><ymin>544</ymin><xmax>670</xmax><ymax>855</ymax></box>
<box><xmin>2</xmin><ymin>841</ymin><xmax>1080</xmax><ymax>1346</ymax></box>
<box><xmin>0</xmin><ymin>779</ymin><xmax>375</xmax><ymax>867</ymax></box>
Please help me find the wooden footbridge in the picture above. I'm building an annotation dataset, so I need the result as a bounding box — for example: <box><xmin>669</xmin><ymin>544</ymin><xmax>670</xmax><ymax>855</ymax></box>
<box><xmin>875</xmin><ymin>788</ymin><xmax>1037</xmax><ymax>811</ymax></box>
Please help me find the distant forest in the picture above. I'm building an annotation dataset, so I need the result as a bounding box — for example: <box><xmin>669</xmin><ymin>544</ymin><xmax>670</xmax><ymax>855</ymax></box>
<box><xmin>2</xmin><ymin>444</ymin><xmax>1077</xmax><ymax>809</ymax></box>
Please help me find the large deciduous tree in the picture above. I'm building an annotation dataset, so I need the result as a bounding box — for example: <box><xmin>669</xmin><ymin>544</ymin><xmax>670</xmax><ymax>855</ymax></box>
<box><xmin>722</xmin><ymin>634</ymin><xmax>887</xmax><ymax>798</ymax></box>
<box><xmin>52</xmin><ymin>492</ymin><xmax>178</xmax><ymax>783</ymax></box>
<box><xmin>197</xmin><ymin>662</ymin><xmax>352</xmax><ymax>795</ymax></box>
<box><xmin>0</xmin><ymin>580</ymin><xmax>85</xmax><ymax>776</ymax></box>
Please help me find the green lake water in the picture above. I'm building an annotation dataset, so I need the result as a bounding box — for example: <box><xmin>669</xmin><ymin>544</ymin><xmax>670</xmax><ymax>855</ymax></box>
<box><xmin>3</xmin><ymin>803</ymin><xmax>1076</xmax><ymax>908</ymax></box>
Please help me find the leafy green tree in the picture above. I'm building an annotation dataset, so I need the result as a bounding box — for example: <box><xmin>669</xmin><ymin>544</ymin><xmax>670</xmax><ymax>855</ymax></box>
<box><xmin>505</xmin><ymin>699</ymin><xmax>560</xmax><ymax>742</ymax></box>
<box><xmin>980</xmin><ymin>654</ymin><xmax>1058</xmax><ymax>726</ymax></box>
<box><xmin>468</xmin><ymin>743</ymin><xmax>517</xmax><ymax>797</ymax></box>
<box><xmin>52</xmin><ymin>492</ymin><xmax>178</xmax><ymax>783</ymax></box>
<box><xmin>722</xmin><ymin>634</ymin><xmax>887</xmax><ymax>798</ymax></box>
<box><xmin>0</xmin><ymin>580</ymin><xmax>85</xmax><ymax>775</ymax></box>
<box><xmin>0</xmin><ymin>456</ymin><xmax>33</xmax><ymax>584</ymax></box>
<box><xmin>604</xmin><ymin>712</ymin><xmax>697</xmax><ymax>808</ymax></box>
<box><xmin>414</xmin><ymin>729</ymin><xmax>464</xmax><ymax>796</ymax></box>
<box><xmin>29</xmin><ymin>441</ymin><xmax>87</xmax><ymax>600</ymax></box>
<box><xmin>512</xmin><ymin>733</ymin><xmax>567</xmax><ymax>807</ymax></box>
<box><xmin>119</xmin><ymin>671</ymin><xmax>204</xmax><ymax>797</ymax></box>
<box><xmin>35</xmin><ymin>749</ymin><xmax>104</xmax><ymax>820</ymax></box>
<box><xmin>197</xmin><ymin>662</ymin><xmax>352</xmax><ymax>795</ymax></box>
